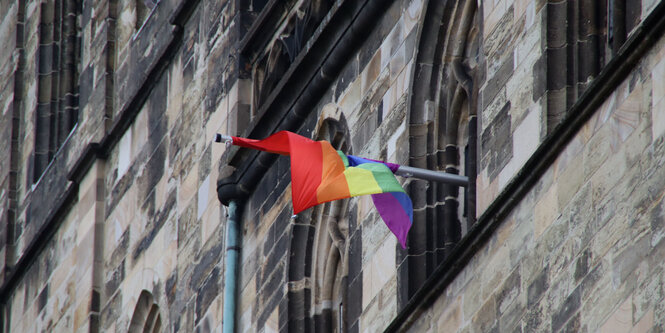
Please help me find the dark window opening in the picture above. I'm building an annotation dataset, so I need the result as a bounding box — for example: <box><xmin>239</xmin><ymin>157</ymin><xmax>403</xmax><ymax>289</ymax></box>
<box><xmin>34</xmin><ymin>0</ymin><xmax>80</xmax><ymax>183</ymax></box>
<box><xmin>136</xmin><ymin>0</ymin><xmax>159</xmax><ymax>31</ymax></box>
<box><xmin>128</xmin><ymin>290</ymin><xmax>162</xmax><ymax>333</ymax></box>
<box><xmin>250</xmin><ymin>0</ymin><xmax>334</xmax><ymax>111</ymax></box>
<box><xmin>546</xmin><ymin>0</ymin><xmax>642</xmax><ymax>131</ymax></box>
<box><xmin>400</xmin><ymin>0</ymin><xmax>479</xmax><ymax>306</ymax></box>
<box><xmin>287</xmin><ymin>117</ymin><xmax>360</xmax><ymax>332</ymax></box>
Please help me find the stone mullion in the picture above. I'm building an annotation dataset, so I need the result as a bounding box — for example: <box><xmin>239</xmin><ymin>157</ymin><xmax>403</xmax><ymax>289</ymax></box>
<box><xmin>406</xmin><ymin>121</ymin><xmax>429</xmax><ymax>297</ymax></box>
<box><xmin>565</xmin><ymin>0</ymin><xmax>578</xmax><ymax>110</ymax></box>
<box><xmin>6</xmin><ymin>0</ymin><xmax>27</xmax><ymax>281</ymax></box>
<box><xmin>35</xmin><ymin>0</ymin><xmax>56</xmax><ymax>181</ymax></box>
<box><xmin>546</xmin><ymin>0</ymin><xmax>569</xmax><ymax>133</ymax></box>
<box><xmin>434</xmin><ymin>144</ymin><xmax>449</xmax><ymax>264</ymax></box>
<box><xmin>425</xmin><ymin>125</ymin><xmax>438</xmax><ymax>273</ymax></box>
<box><xmin>49</xmin><ymin>0</ymin><xmax>61</xmax><ymax>156</ymax></box>
<box><xmin>608</xmin><ymin>0</ymin><xmax>641</xmax><ymax>55</ymax></box>
<box><xmin>548</xmin><ymin>0</ymin><xmax>610</xmax><ymax>131</ymax></box>
<box><xmin>105</xmin><ymin>0</ymin><xmax>117</xmax><ymax>131</ymax></box>
<box><xmin>625</xmin><ymin>0</ymin><xmax>642</xmax><ymax>35</ymax></box>
<box><xmin>52</xmin><ymin>0</ymin><xmax>64</xmax><ymax>149</ymax></box>
<box><xmin>609</xmin><ymin>0</ymin><xmax>626</xmax><ymax>55</ymax></box>
<box><xmin>425</xmin><ymin>178</ymin><xmax>436</xmax><ymax>273</ymax></box>
<box><xmin>465</xmin><ymin>115</ymin><xmax>477</xmax><ymax>228</ymax></box>
<box><xmin>56</xmin><ymin>0</ymin><xmax>67</xmax><ymax>145</ymax></box>
<box><xmin>442</xmin><ymin>144</ymin><xmax>460</xmax><ymax>261</ymax></box>
<box><xmin>63</xmin><ymin>0</ymin><xmax>79</xmax><ymax>131</ymax></box>
<box><xmin>53</xmin><ymin>0</ymin><xmax>79</xmax><ymax>145</ymax></box>
<box><xmin>577</xmin><ymin>0</ymin><xmax>602</xmax><ymax>94</ymax></box>
<box><xmin>287</xmin><ymin>218</ymin><xmax>315</xmax><ymax>333</ymax></box>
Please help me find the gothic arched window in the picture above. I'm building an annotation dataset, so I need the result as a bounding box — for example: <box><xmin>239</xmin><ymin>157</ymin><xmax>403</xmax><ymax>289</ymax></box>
<box><xmin>545</xmin><ymin>0</ymin><xmax>642</xmax><ymax>130</ymax></box>
<box><xmin>34</xmin><ymin>0</ymin><xmax>80</xmax><ymax>182</ymax></box>
<box><xmin>136</xmin><ymin>0</ymin><xmax>158</xmax><ymax>31</ymax></box>
<box><xmin>128</xmin><ymin>290</ymin><xmax>162</xmax><ymax>333</ymax></box>
<box><xmin>247</xmin><ymin>0</ymin><xmax>335</xmax><ymax>111</ymax></box>
<box><xmin>399</xmin><ymin>0</ymin><xmax>479</xmax><ymax>306</ymax></box>
<box><xmin>287</xmin><ymin>115</ymin><xmax>360</xmax><ymax>332</ymax></box>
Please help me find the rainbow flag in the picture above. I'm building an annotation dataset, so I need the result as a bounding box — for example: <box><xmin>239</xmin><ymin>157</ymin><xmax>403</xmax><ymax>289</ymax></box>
<box><xmin>231</xmin><ymin>131</ymin><xmax>413</xmax><ymax>248</ymax></box>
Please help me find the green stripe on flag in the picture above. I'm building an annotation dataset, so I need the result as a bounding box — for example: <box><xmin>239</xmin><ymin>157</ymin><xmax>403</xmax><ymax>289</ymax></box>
<box><xmin>356</xmin><ymin>163</ymin><xmax>404</xmax><ymax>193</ymax></box>
<box><xmin>337</xmin><ymin>151</ymin><xmax>349</xmax><ymax>167</ymax></box>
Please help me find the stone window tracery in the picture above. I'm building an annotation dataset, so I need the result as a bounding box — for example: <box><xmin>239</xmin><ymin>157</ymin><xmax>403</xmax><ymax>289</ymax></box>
<box><xmin>247</xmin><ymin>0</ymin><xmax>335</xmax><ymax>111</ymax></box>
<box><xmin>287</xmin><ymin>115</ymin><xmax>361</xmax><ymax>332</ymax></box>
<box><xmin>128</xmin><ymin>290</ymin><xmax>162</xmax><ymax>333</ymax></box>
<box><xmin>545</xmin><ymin>0</ymin><xmax>642</xmax><ymax>130</ymax></box>
<box><xmin>400</xmin><ymin>0</ymin><xmax>479</xmax><ymax>305</ymax></box>
<box><xmin>309</xmin><ymin>119</ymin><xmax>349</xmax><ymax>333</ymax></box>
<box><xmin>135</xmin><ymin>0</ymin><xmax>159</xmax><ymax>31</ymax></box>
<box><xmin>34</xmin><ymin>0</ymin><xmax>80</xmax><ymax>182</ymax></box>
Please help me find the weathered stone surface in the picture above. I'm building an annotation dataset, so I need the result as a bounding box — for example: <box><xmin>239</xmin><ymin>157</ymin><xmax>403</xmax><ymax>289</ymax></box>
<box><xmin>4</xmin><ymin>0</ymin><xmax>665</xmax><ymax>332</ymax></box>
<box><xmin>407</xmin><ymin>3</ymin><xmax>665</xmax><ymax>333</ymax></box>
<box><xmin>481</xmin><ymin>101</ymin><xmax>513</xmax><ymax>180</ymax></box>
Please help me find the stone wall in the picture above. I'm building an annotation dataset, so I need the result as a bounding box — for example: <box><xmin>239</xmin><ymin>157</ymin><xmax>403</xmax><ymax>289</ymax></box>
<box><xmin>2</xmin><ymin>0</ymin><xmax>244</xmax><ymax>331</ymax></box>
<box><xmin>477</xmin><ymin>0</ymin><xmax>548</xmax><ymax>215</ymax></box>
<box><xmin>407</xmin><ymin>1</ymin><xmax>665</xmax><ymax>332</ymax></box>
<box><xmin>2</xmin><ymin>0</ymin><xmax>664</xmax><ymax>332</ymax></box>
<box><xmin>477</xmin><ymin>0</ymin><xmax>663</xmax><ymax>216</ymax></box>
<box><xmin>7</xmin><ymin>162</ymin><xmax>103</xmax><ymax>332</ymax></box>
<box><xmin>98</xmin><ymin>0</ymin><xmax>244</xmax><ymax>331</ymax></box>
<box><xmin>0</xmin><ymin>1</ymin><xmax>19</xmax><ymax>285</ymax></box>
<box><xmin>234</xmin><ymin>1</ymin><xmax>423</xmax><ymax>331</ymax></box>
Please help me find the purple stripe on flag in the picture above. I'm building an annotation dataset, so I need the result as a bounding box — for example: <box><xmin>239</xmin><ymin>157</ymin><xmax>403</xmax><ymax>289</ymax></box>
<box><xmin>346</xmin><ymin>154</ymin><xmax>411</xmax><ymax>246</ymax></box>
<box><xmin>371</xmin><ymin>192</ymin><xmax>413</xmax><ymax>249</ymax></box>
<box><xmin>382</xmin><ymin>161</ymin><xmax>400</xmax><ymax>173</ymax></box>
<box><xmin>347</xmin><ymin>155</ymin><xmax>400</xmax><ymax>173</ymax></box>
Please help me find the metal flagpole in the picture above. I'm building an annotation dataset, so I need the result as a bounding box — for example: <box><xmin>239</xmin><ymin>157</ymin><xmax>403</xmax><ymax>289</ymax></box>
<box><xmin>215</xmin><ymin>134</ymin><xmax>469</xmax><ymax>187</ymax></box>
<box><xmin>394</xmin><ymin>165</ymin><xmax>468</xmax><ymax>187</ymax></box>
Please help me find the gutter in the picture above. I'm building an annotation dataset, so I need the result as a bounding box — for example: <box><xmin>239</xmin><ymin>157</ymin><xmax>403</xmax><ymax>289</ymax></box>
<box><xmin>385</xmin><ymin>1</ymin><xmax>665</xmax><ymax>331</ymax></box>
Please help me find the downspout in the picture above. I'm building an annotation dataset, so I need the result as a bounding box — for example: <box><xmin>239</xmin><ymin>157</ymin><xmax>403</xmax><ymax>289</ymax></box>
<box><xmin>216</xmin><ymin>0</ymin><xmax>397</xmax><ymax>330</ymax></box>
<box><xmin>222</xmin><ymin>200</ymin><xmax>243</xmax><ymax>333</ymax></box>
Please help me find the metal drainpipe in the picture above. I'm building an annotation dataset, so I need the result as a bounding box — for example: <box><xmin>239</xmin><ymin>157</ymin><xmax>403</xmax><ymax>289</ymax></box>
<box><xmin>223</xmin><ymin>200</ymin><xmax>242</xmax><ymax>333</ymax></box>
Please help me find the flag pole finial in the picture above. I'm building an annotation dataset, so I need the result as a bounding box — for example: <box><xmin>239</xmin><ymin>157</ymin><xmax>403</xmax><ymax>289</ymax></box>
<box><xmin>214</xmin><ymin>134</ymin><xmax>233</xmax><ymax>143</ymax></box>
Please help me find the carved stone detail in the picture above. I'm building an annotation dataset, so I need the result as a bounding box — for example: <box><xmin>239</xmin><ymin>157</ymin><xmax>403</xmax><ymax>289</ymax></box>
<box><xmin>252</xmin><ymin>0</ymin><xmax>334</xmax><ymax>108</ymax></box>
<box><xmin>287</xmin><ymin>116</ymin><xmax>354</xmax><ymax>332</ymax></box>
<box><xmin>401</xmin><ymin>0</ymin><xmax>479</xmax><ymax>304</ymax></box>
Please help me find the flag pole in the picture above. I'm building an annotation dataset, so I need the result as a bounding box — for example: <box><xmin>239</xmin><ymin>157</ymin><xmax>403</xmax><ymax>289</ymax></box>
<box><xmin>215</xmin><ymin>134</ymin><xmax>469</xmax><ymax>187</ymax></box>
<box><xmin>394</xmin><ymin>165</ymin><xmax>468</xmax><ymax>187</ymax></box>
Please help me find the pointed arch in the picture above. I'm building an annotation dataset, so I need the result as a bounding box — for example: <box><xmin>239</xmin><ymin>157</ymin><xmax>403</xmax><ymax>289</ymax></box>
<box><xmin>399</xmin><ymin>0</ymin><xmax>479</xmax><ymax>307</ymax></box>
<box><xmin>128</xmin><ymin>290</ymin><xmax>163</xmax><ymax>333</ymax></box>
<box><xmin>286</xmin><ymin>108</ymin><xmax>358</xmax><ymax>332</ymax></box>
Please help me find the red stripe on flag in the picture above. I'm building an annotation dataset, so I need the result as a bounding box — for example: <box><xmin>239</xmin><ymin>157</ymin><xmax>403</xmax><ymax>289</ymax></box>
<box><xmin>232</xmin><ymin>132</ymin><xmax>291</xmax><ymax>155</ymax></box>
<box><xmin>233</xmin><ymin>131</ymin><xmax>332</xmax><ymax>213</ymax></box>
<box><xmin>289</xmin><ymin>134</ymin><xmax>324</xmax><ymax>213</ymax></box>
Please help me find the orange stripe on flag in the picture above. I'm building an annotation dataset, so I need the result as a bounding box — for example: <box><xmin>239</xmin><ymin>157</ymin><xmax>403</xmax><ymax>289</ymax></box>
<box><xmin>316</xmin><ymin>142</ymin><xmax>350</xmax><ymax>204</ymax></box>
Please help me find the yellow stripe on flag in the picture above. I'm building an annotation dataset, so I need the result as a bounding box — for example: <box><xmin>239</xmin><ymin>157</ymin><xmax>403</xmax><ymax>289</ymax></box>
<box><xmin>345</xmin><ymin>167</ymin><xmax>382</xmax><ymax>196</ymax></box>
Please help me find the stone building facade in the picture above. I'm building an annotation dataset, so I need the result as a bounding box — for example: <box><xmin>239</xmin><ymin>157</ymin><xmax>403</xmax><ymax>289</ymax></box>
<box><xmin>0</xmin><ymin>0</ymin><xmax>664</xmax><ymax>332</ymax></box>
